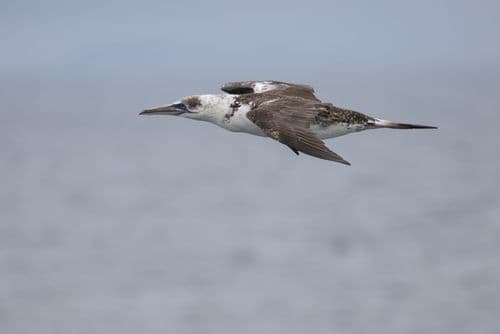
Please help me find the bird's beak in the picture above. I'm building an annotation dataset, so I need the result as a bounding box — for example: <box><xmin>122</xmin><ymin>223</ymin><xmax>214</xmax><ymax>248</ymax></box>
<box><xmin>139</xmin><ymin>105</ymin><xmax>185</xmax><ymax>116</ymax></box>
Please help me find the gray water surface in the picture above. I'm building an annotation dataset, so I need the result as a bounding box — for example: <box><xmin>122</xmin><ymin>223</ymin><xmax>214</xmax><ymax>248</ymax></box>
<box><xmin>2</xmin><ymin>70</ymin><xmax>499</xmax><ymax>334</ymax></box>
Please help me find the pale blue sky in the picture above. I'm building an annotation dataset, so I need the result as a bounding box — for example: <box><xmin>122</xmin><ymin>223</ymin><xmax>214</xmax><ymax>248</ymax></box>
<box><xmin>2</xmin><ymin>0</ymin><xmax>499</xmax><ymax>76</ymax></box>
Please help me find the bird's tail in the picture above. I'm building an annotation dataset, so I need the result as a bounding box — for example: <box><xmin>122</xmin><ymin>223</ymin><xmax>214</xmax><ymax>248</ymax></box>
<box><xmin>370</xmin><ymin>118</ymin><xmax>437</xmax><ymax>129</ymax></box>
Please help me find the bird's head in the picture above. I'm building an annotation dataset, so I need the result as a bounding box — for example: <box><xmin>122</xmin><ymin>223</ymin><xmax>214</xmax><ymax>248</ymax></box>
<box><xmin>139</xmin><ymin>95</ymin><xmax>228</xmax><ymax>122</ymax></box>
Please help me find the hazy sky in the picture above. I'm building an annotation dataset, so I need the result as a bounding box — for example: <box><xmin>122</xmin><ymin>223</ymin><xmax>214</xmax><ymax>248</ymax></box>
<box><xmin>2</xmin><ymin>0</ymin><xmax>499</xmax><ymax>77</ymax></box>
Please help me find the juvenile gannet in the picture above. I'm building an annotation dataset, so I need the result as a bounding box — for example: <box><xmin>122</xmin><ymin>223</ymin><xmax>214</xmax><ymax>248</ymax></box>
<box><xmin>140</xmin><ymin>80</ymin><xmax>437</xmax><ymax>165</ymax></box>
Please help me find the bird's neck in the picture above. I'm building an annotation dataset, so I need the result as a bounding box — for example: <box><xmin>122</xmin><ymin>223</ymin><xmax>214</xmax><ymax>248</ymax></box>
<box><xmin>186</xmin><ymin>94</ymin><xmax>235</xmax><ymax>127</ymax></box>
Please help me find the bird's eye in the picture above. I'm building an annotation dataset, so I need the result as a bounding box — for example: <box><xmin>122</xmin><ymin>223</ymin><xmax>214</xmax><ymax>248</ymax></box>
<box><xmin>174</xmin><ymin>103</ymin><xmax>188</xmax><ymax>111</ymax></box>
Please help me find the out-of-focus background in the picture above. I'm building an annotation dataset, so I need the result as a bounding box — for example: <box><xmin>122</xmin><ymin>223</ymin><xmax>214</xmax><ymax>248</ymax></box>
<box><xmin>1</xmin><ymin>1</ymin><xmax>500</xmax><ymax>333</ymax></box>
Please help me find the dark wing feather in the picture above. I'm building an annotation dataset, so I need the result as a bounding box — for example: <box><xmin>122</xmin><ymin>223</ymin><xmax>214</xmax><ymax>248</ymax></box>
<box><xmin>247</xmin><ymin>103</ymin><xmax>351</xmax><ymax>165</ymax></box>
<box><xmin>221</xmin><ymin>80</ymin><xmax>320</xmax><ymax>101</ymax></box>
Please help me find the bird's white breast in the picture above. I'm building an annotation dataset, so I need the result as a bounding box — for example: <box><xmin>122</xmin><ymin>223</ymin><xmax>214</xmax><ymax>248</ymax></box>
<box><xmin>223</xmin><ymin>104</ymin><xmax>266</xmax><ymax>137</ymax></box>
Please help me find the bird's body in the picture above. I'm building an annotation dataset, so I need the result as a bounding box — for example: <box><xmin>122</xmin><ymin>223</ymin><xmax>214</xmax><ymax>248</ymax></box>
<box><xmin>140</xmin><ymin>81</ymin><xmax>437</xmax><ymax>165</ymax></box>
<box><xmin>216</xmin><ymin>94</ymin><xmax>365</xmax><ymax>139</ymax></box>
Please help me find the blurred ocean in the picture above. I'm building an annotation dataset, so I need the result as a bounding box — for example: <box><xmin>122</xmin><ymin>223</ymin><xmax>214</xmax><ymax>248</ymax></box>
<box><xmin>2</xmin><ymin>1</ymin><xmax>500</xmax><ymax>333</ymax></box>
<box><xmin>1</xmin><ymin>68</ymin><xmax>499</xmax><ymax>334</ymax></box>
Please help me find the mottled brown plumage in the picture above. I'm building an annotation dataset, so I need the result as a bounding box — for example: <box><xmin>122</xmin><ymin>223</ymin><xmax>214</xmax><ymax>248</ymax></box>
<box><xmin>246</xmin><ymin>103</ymin><xmax>351</xmax><ymax>165</ymax></box>
<box><xmin>222</xmin><ymin>81</ymin><xmax>363</xmax><ymax>164</ymax></box>
<box><xmin>220</xmin><ymin>80</ymin><xmax>436</xmax><ymax>165</ymax></box>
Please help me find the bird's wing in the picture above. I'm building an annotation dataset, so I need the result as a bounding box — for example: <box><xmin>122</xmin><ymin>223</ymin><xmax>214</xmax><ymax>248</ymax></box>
<box><xmin>246</xmin><ymin>102</ymin><xmax>350</xmax><ymax>165</ymax></box>
<box><xmin>221</xmin><ymin>80</ymin><xmax>320</xmax><ymax>101</ymax></box>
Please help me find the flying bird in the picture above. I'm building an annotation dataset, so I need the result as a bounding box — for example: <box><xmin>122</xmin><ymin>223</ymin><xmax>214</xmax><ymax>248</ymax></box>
<box><xmin>140</xmin><ymin>81</ymin><xmax>436</xmax><ymax>165</ymax></box>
